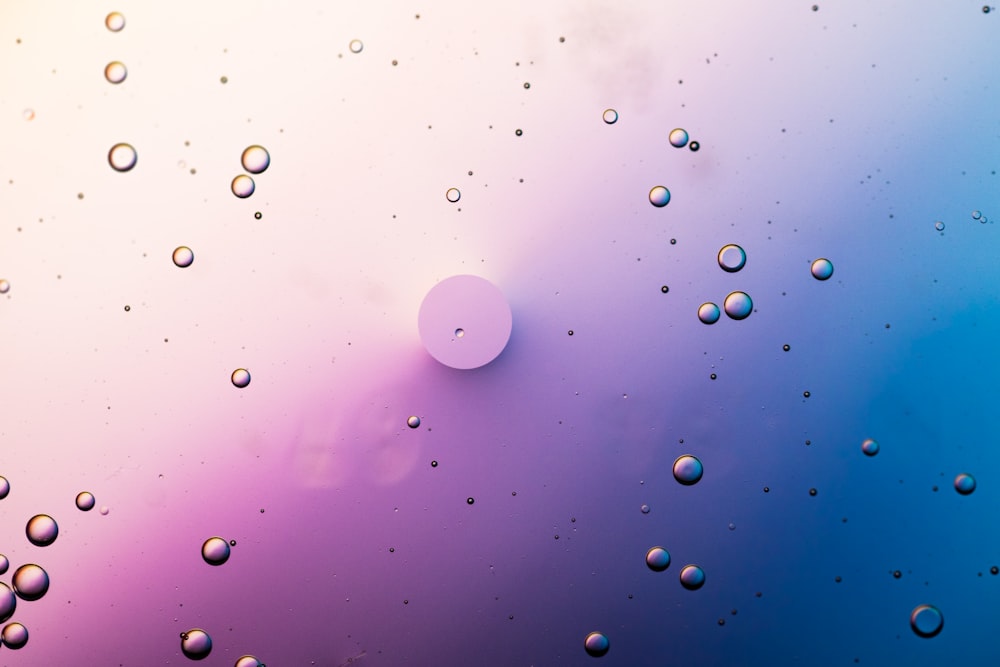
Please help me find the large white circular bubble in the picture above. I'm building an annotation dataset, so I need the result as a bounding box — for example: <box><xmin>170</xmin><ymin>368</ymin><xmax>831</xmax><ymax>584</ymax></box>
<box><xmin>418</xmin><ymin>275</ymin><xmax>512</xmax><ymax>370</ymax></box>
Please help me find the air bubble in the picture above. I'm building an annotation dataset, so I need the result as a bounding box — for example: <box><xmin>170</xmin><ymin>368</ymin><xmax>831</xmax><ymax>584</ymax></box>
<box><xmin>231</xmin><ymin>368</ymin><xmax>251</xmax><ymax>388</ymax></box>
<box><xmin>172</xmin><ymin>246</ymin><xmax>194</xmax><ymax>268</ymax></box>
<box><xmin>717</xmin><ymin>244</ymin><xmax>746</xmax><ymax>272</ymax></box>
<box><xmin>418</xmin><ymin>275</ymin><xmax>513</xmax><ymax>370</ymax></box>
<box><xmin>108</xmin><ymin>143</ymin><xmax>137</xmax><ymax>172</ymax></box>
<box><xmin>861</xmin><ymin>439</ymin><xmax>880</xmax><ymax>456</ymax></box>
<box><xmin>972</xmin><ymin>210</ymin><xmax>982</xmax><ymax>220</ymax></box>
<box><xmin>934</xmin><ymin>221</ymin><xmax>945</xmax><ymax>231</ymax></box>
<box><xmin>201</xmin><ymin>537</ymin><xmax>231</xmax><ymax>566</ymax></box>
<box><xmin>910</xmin><ymin>604</ymin><xmax>943</xmax><ymax>638</ymax></box>
<box><xmin>640</xmin><ymin>504</ymin><xmax>650</xmax><ymax>514</ymax></box>
<box><xmin>673</xmin><ymin>455</ymin><xmax>704</xmax><ymax>485</ymax></box>
<box><xmin>810</xmin><ymin>258</ymin><xmax>834</xmax><ymax>280</ymax></box>
<box><xmin>689</xmin><ymin>141</ymin><xmax>700</xmax><ymax>152</ymax></box>
<box><xmin>12</xmin><ymin>564</ymin><xmax>49</xmax><ymax>601</ymax></box>
<box><xmin>668</xmin><ymin>128</ymin><xmax>689</xmax><ymax>148</ymax></box>
<box><xmin>104</xmin><ymin>61</ymin><xmax>127</xmax><ymax>84</ymax></box>
<box><xmin>584</xmin><ymin>631</ymin><xmax>610</xmax><ymax>657</ymax></box>
<box><xmin>26</xmin><ymin>514</ymin><xmax>58</xmax><ymax>546</ymax></box>
<box><xmin>349</xmin><ymin>39</ymin><xmax>364</xmax><ymax>53</ymax></box>
<box><xmin>100</xmin><ymin>506</ymin><xmax>109</xmax><ymax>515</ymax></box>
<box><xmin>105</xmin><ymin>12</ymin><xmax>125</xmax><ymax>32</ymax></box>
<box><xmin>0</xmin><ymin>555</ymin><xmax>7</xmax><ymax>575</ymax></box>
<box><xmin>515</xmin><ymin>129</ymin><xmax>523</xmax><ymax>136</ymax></box>
<box><xmin>698</xmin><ymin>302</ymin><xmax>721</xmax><ymax>325</ymax></box>
<box><xmin>234</xmin><ymin>657</ymin><xmax>265</xmax><ymax>667</ymax></box>
<box><xmin>783</xmin><ymin>344</ymin><xmax>790</xmax><ymax>351</ymax></box>
<box><xmin>407</xmin><ymin>416</ymin><xmax>421</xmax><ymax>429</ymax></box>
<box><xmin>181</xmin><ymin>628</ymin><xmax>213</xmax><ymax>660</ymax></box>
<box><xmin>0</xmin><ymin>584</ymin><xmax>14</xmax><ymax>623</ymax></box>
<box><xmin>1</xmin><ymin>622</ymin><xmax>28</xmax><ymax>650</ymax></box>
<box><xmin>76</xmin><ymin>491</ymin><xmax>96</xmax><ymax>511</ymax></box>
<box><xmin>649</xmin><ymin>186</ymin><xmax>671</xmax><ymax>207</ymax></box>
<box><xmin>723</xmin><ymin>291</ymin><xmax>753</xmax><ymax>320</ymax></box>
<box><xmin>0</xmin><ymin>280</ymin><xmax>8</xmax><ymax>294</ymax></box>
<box><xmin>241</xmin><ymin>145</ymin><xmax>270</xmax><ymax>174</ymax></box>
<box><xmin>446</xmin><ymin>188</ymin><xmax>461</xmax><ymax>203</ymax></box>
<box><xmin>679</xmin><ymin>564</ymin><xmax>706</xmax><ymax>590</ymax></box>
<box><xmin>602</xmin><ymin>109</ymin><xmax>618</xmax><ymax>124</ymax></box>
<box><xmin>466</xmin><ymin>497</ymin><xmax>475</xmax><ymax>505</ymax></box>
<box><xmin>231</xmin><ymin>175</ymin><xmax>255</xmax><ymax>198</ymax></box>
<box><xmin>954</xmin><ymin>473</ymin><xmax>976</xmax><ymax>495</ymax></box>
<box><xmin>0</xmin><ymin>477</ymin><xmax>8</xmax><ymax>498</ymax></box>
<box><xmin>645</xmin><ymin>547</ymin><xmax>671</xmax><ymax>572</ymax></box>
<box><xmin>22</xmin><ymin>109</ymin><xmax>34</xmax><ymax>121</ymax></box>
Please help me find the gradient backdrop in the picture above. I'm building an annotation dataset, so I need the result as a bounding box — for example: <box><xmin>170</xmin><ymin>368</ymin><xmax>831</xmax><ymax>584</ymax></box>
<box><xmin>0</xmin><ymin>1</ymin><xmax>998</xmax><ymax>665</ymax></box>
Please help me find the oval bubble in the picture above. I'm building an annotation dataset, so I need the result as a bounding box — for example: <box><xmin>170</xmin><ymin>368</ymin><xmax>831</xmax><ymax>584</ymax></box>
<box><xmin>0</xmin><ymin>583</ymin><xmax>15</xmax><ymax>624</ymax></box>
<box><xmin>104</xmin><ymin>61</ymin><xmax>127</xmax><ymax>84</ymax></box>
<box><xmin>810</xmin><ymin>258</ymin><xmax>834</xmax><ymax>281</ymax></box>
<box><xmin>861</xmin><ymin>439</ymin><xmax>880</xmax><ymax>456</ymax></box>
<box><xmin>201</xmin><ymin>537</ymin><xmax>231</xmax><ymax>566</ymax></box>
<box><xmin>954</xmin><ymin>473</ymin><xmax>976</xmax><ymax>495</ymax></box>
<box><xmin>231</xmin><ymin>368</ymin><xmax>251</xmax><ymax>388</ymax></box>
<box><xmin>1</xmin><ymin>622</ymin><xmax>28</xmax><ymax>650</ymax></box>
<box><xmin>910</xmin><ymin>604</ymin><xmax>943</xmax><ymax>638</ymax></box>
<box><xmin>649</xmin><ymin>186</ymin><xmax>671</xmax><ymax>207</ymax></box>
<box><xmin>584</xmin><ymin>631</ymin><xmax>610</xmax><ymax>657</ymax></box>
<box><xmin>645</xmin><ymin>546</ymin><xmax>671</xmax><ymax>572</ymax></box>
<box><xmin>602</xmin><ymin>109</ymin><xmax>618</xmax><ymax>124</ymax></box>
<box><xmin>673</xmin><ymin>455</ymin><xmax>704</xmax><ymax>485</ymax></box>
<box><xmin>723</xmin><ymin>291</ymin><xmax>753</xmax><ymax>320</ymax></box>
<box><xmin>12</xmin><ymin>564</ymin><xmax>49</xmax><ymax>601</ymax></box>
<box><xmin>698</xmin><ymin>302</ymin><xmax>721</xmax><ymax>325</ymax></box>
<box><xmin>231</xmin><ymin>174</ymin><xmax>255</xmax><ymax>198</ymax></box>
<box><xmin>26</xmin><ymin>514</ymin><xmax>58</xmax><ymax>546</ymax></box>
<box><xmin>172</xmin><ymin>246</ymin><xmax>194</xmax><ymax>268</ymax></box>
<box><xmin>76</xmin><ymin>491</ymin><xmax>96</xmax><ymax>511</ymax></box>
<box><xmin>717</xmin><ymin>244</ymin><xmax>746</xmax><ymax>272</ymax></box>
<box><xmin>108</xmin><ymin>143</ymin><xmax>137</xmax><ymax>172</ymax></box>
<box><xmin>668</xmin><ymin>128</ymin><xmax>689</xmax><ymax>148</ymax></box>
<box><xmin>241</xmin><ymin>145</ymin><xmax>270</xmax><ymax>174</ymax></box>
<box><xmin>679</xmin><ymin>564</ymin><xmax>706</xmax><ymax>590</ymax></box>
<box><xmin>181</xmin><ymin>628</ymin><xmax>213</xmax><ymax>660</ymax></box>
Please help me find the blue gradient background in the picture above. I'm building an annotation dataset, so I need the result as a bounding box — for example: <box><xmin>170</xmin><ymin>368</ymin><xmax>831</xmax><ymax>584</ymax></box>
<box><xmin>0</xmin><ymin>1</ymin><xmax>998</xmax><ymax>664</ymax></box>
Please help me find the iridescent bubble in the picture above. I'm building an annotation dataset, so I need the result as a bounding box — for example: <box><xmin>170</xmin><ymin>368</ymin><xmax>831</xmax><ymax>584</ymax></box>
<box><xmin>231</xmin><ymin>174</ymin><xmax>255</xmax><ymax>198</ymax></box>
<box><xmin>241</xmin><ymin>145</ymin><xmax>270</xmax><ymax>174</ymax></box>
<box><xmin>954</xmin><ymin>473</ymin><xmax>976</xmax><ymax>495</ymax></box>
<box><xmin>172</xmin><ymin>246</ymin><xmax>194</xmax><ymax>268</ymax></box>
<box><xmin>181</xmin><ymin>628</ymin><xmax>213</xmax><ymax>660</ymax></box>
<box><xmin>910</xmin><ymin>604</ymin><xmax>943</xmax><ymax>638</ymax></box>
<box><xmin>234</xmin><ymin>657</ymin><xmax>264</xmax><ymax>667</ymax></box>
<box><xmin>349</xmin><ymin>39</ymin><xmax>364</xmax><ymax>53</ymax></box>
<box><xmin>76</xmin><ymin>491</ymin><xmax>96</xmax><ymax>511</ymax></box>
<box><xmin>810</xmin><ymin>258</ymin><xmax>834</xmax><ymax>281</ymax></box>
<box><xmin>717</xmin><ymin>244</ymin><xmax>746</xmax><ymax>272</ymax></box>
<box><xmin>105</xmin><ymin>11</ymin><xmax>125</xmax><ymax>32</ymax></box>
<box><xmin>645</xmin><ymin>546</ymin><xmax>671</xmax><ymax>572</ymax></box>
<box><xmin>108</xmin><ymin>143</ymin><xmax>137</xmax><ymax>172</ymax></box>
<box><xmin>972</xmin><ymin>210</ymin><xmax>982</xmax><ymax>220</ymax></box>
<box><xmin>0</xmin><ymin>583</ymin><xmax>15</xmax><ymax>624</ymax></box>
<box><xmin>934</xmin><ymin>221</ymin><xmax>945</xmax><ymax>232</ymax></box>
<box><xmin>0</xmin><ymin>555</ymin><xmax>8</xmax><ymax>575</ymax></box>
<box><xmin>698</xmin><ymin>302</ymin><xmax>721</xmax><ymax>325</ymax></box>
<box><xmin>201</xmin><ymin>537</ymin><xmax>231</xmax><ymax>566</ymax></box>
<box><xmin>602</xmin><ymin>109</ymin><xmax>618</xmax><ymax>124</ymax></box>
<box><xmin>12</xmin><ymin>564</ymin><xmax>49</xmax><ymax>601</ymax></box>
<box><xmin>446</xmin><ymin>188</ymin><xmax>461</xmax><ymax>203</ymax></box>
<box><xmin>104</xmin><ymin>61</ymin><xmax>127</xmax><ymax>84</ymax></box>
<box><xmin>649</xmin><ymin>186</ymin><xmax>671</xmax><ymax>207</ymax></box>
<box><xmin>0</xmin><ymin>280</ymin><xmax>8</xmax><ymax>295</ymax></box>
<box><xmin>407</xmin><ymin>416</ymin><xmax>421</xmax><ymax>429</ymax></box>
<box><xmin>584</xmin><ymin>631</ymin><xmax>610</xmax><ymax>657</ymax></box>
<box><xmin>640</xmin><ymin>504</ymin><xmax>650</xmax><ymax>514</ymax></box>
<box><xmin>679</xmin><ymin>564</ymin><xmax>706</xmax><ymax>590</ymax></box>
<box><xmin>100</xmin><ymin>506</ymin><xmax>109</xmax><ymax>515</ymax></box>
<box><xmin>26</xmin><ymin>514</ymin><xmax>58</xmax><ymax>546</ymax></box>
<box><xmin>723</xmin><ymin>291</ymin><xmax>753</xmax><ymax>320</ymax></box>
<box><xmin>673</xmin><ymin>455</ymin><xmax>704</xmax><ymax>486</ymax></box>
<box><xmin>861</xmin><ymin>438</ymin><xmax>880</xmax><ymax>456</ymax></box>
<box><xmin>689</xmin><ymin>141</ymin><xmax>701</xmax><ymax>152</ymax></box>
<box><xmin>1</xmin><ymin>622</ymin><xmax>28</xmax><ymax>649</ymax></box>
<box><xmin>231</xmin><ymin>368</ymin><xmax>251</xmax><ymax>388</ymax></box>
<box><xmin>0</xmin><ymin>476</ymin><xmax>8</xmax><ymax>498</ymax></box>
<box><xmin>668</xmin><ymin>128</ymin><xmax>689</xmax><ymax>148</ymax></box>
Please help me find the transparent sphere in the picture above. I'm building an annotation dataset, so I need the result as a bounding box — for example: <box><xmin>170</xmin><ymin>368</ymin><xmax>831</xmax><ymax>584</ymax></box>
<box><xmin>172</xmin><ymin>246</ymin><xmax>194</xmax><ymax>268</ymax></box>
<box><xmin>234</xmin><ymin>657</ymin><xmax>265</xmax><ymax>667</ymax></box>
<box><xmin>698</xmin><ymin>302</ymin><xmax>721</xmax><ymax>325</ymax></box>
<box><xmin>954</xmin><ymin>473</ymin><xmax>976</xmax><ymax>495</ymax></box>
<box><xmin>26</xmin><ymin>514</ymin><xmax>58</xmax><ymax>546</ymax></box>
<box><xmin>723</xmin><ymin>291</ymin><xmax>753</xmax><ymax>320</ymax></box>
<box><xmin>602</xmin><ymin>108</ymin><xmax>618</xmax><ymax>124</ymax></box>
<box><xmin>649</xmin><ymin>186</ymin><xmax>671</xmax><ymax>207</ymax></box>
<box><xmin>679</xmin><ymin>564</ymin><xmax>706</xmax><ymax>590</ymax></box>
<box><xmin>668</xmin><ymin>128</ymin><xmax>689</xmax><ymax>148</ymax></box>
<box><xmin>231</xmin><ymin>174</ymin><xmax>255</xmax><ymax>198</ymax></box>
<box><xmin>349</xmin><ymin>39</ymin><xmax>364</xmax><ymax>53</ymax></box>
<box><xmin>0</xmin><ymin>476</ymin><xmax>9</xmax><ymax>498</ymax></box>
<box><xmin>673</xmin><ymin>455</ymin><xmax>704</xmax><ymax>485</ymax></box>
<box><xmin>104</xmin><ymin>61</ymin><xmax>127</xmax><ymax>84</ymax></box>
<box><xmin>861</xmin><ymin>438</ymin><xmax>880</xmax><ymax>456</ymax></box>
<box><xmin>0</xmin><ymin>280</ymin><xmax>8</xmax><ymax>295</ymax></box>
<box><xmin>0</xmin><ymin>583</ymin><xmax>15</xmax><ymax>624</ymax></box>
<box><xmin>202</xmin><ymin>537</ymin><xmax>231</xmax><ymax>566</ymax></box>
<box><xmin>105</xmin><ymin>12</ymin><xmax>125</xmax><ymax>32</ymax></box>
<box><xmin>241</xmin><ymin>145</ymin><xmax>270</xmax><ymax>174</ymax></box>
<box><xmin>1</xmin><ymin>622</ymin><xmax>28</xmax><ymax>650</ymax></box>
<box><xmin>910</xmin><ymin>604</ymin><xmax>943</xmax><ymax>638</ymax></box>
<box><xmin>446</xmin><ymin>187</ymin><xmax>461</xmax><ymax>203</ymax></box>
<box><xmin>108</xmin><ymin>143</ymin><xmax>137</xmax><ymax>172</ymax></box>
<box><xmin>645</xmin><ymin>546</ymin><xmax>671</xmax><ymax>572</ymax></box>
<box><xmin>810</xmin><ymin>258</ymin><xmax>834</xmax><ymax>280</ymax></box>
<box><xmin>231</xmin><ymin>368</ymin><xmax>251</xmax><ymax>388</ymax></box>
<box><xmin>407</xmin><ymin>415</ymin><xmax>421</xmax><ymax>429</ymax></box>
<box><xmin>717</xmin><ymin>244</ymin><xmax>746</xmax><ymax>272</ymax></box>
<box><xmin>181</xmin><ymin>628</ymin><xmax>213</xmax><ymax>660</ymax></box>
<box><xmin>76</xmin><ymin>491</ymin><xmax>96</xmax><ymax>511</ymax></box>
<box><xmin>0</xmin><ymin>554</ymin><xmax>8</xmax><ymax>575</ymax></box>
<box><xmin>12</xmin><ymin>564</ymin><xmax>49</xmax><ymax>601</ymax></box>
<box><xmin>584</xmin><ymin>631</ymin><xmax>610</xmax><ymax>657</ymax></box>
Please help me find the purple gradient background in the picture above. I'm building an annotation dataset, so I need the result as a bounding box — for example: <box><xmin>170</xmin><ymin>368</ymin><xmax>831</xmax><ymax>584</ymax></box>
<box><xmin>1</xmin><ymin>1</ymin><xmax>999</xmax><ymax>664</ymax></box>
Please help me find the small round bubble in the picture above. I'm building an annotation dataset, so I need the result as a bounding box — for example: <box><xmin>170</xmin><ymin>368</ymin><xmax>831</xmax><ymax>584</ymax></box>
<box><xmin>407</xmin><ymin>415</ymin><xmax>421</xmax><ymax>429</ymax></box>
<box><xmin>12</xmin><ymin>564</ymin><xmax>49</xmax><ymax>601</ymax></box>
<box><xmin>181</xmin><ymin>628</ymin><xmax>213</xmax><ymax>660</ymax></box>
<box><xmin>584</xmin><ymin>631</ymin><xmax>610</xmax><ymax>657</ymax></box>
<box><xmin>723</xmin><ymin>291</ymin><xmax>753</xmax><ymax>320</ymax></box>
<box><xmin>0</xmin><ymin>555</ymin><xmax>8</xmax><ymax>575</ymax></box>
<box><xmin>241</xmin><ymin>145</ymin><xmax>270</xmax><ymax>174</ymax></box>
<box><xmin>231</xmin><ymin>368</ymin><xmax>251</xmax><ymax>388</ymax></box>
<box><xmin>717</xmin><ymin>244</ymin><xmax>746</xmax><ymax>272</ymax></box>
<box><xmin>640</xmin><ymin>504</ymin><xmax>650</xmax><ymax>514</ymax></box>
<box><xmin>108</xmin><ymin>143</ymin><xmax>137</xmax><ymax>172</ymax></box>
<box><xmin>645</xmin><ymin>546</ymin><xmax>671</xmax><ymax>572</ymax></box>
<box><xmin>0</xmin><ymin>476</ymin><xmax>8</xmax><ymax>498</ymax></box>
<box><xmin>602</xmin><ymin>109</ymin><xmax>618</xmax><ymax>124</ymax></box>
<box><xmin>972</xmin><ymin>210</ymin><xmax>982</xmax><ymax>220</ymax></box>
<box><xmin>104</xmin><ymin>61</ymin><xmax>127</xmax><ymax>84</ymax></box>
<box><xmin>861</xmin><ymin>439</ymin><xmax>880</xmax><ymax>456</ymax></box>
<box><xmin>231</xmin><ymin>174</ymin><xmax>255</xmax><ymax>198</ymax></box>
<box><xmin>810</xmin><ymin>258</ymin><xmax>834</xmax><ymax>280</ymax></box>
<box><xmin>668</xmin><ymin>128</ymin><xmax>689</xmax><ymax>148</ymax></box>
<box><xmin>1</xmin><ymin>622</ymin><xmax>28</xmax><ymax>650</ymax></box>
<box><xmin>100</xmin><ymin>506</ymin><xmax>109</xmax><ymax>515</ymax></box>
<box><xmin>172</xmin><ymin>246</ymin><xmax>194</xmax><ymax>268</ymax></box>
<box><xmin>0</xmin><ymin>280</ymin><xmax>8</xmax><ymax>295</ymax></box>
<box><xmin>26</xmin><ymin>514</ymin><xmax>58</xmax><ymax>546</ymax></box>
<box><xmin>0</xmin><ymin>584</ymin><xmax>15</xmax><ymax>624</ymax></box>
<box><xmin>954</xmin><ymin>473</ymin><xmax>976</xmax><ymax>495</ymax></box>
<box><xmin>910</xmin><ymin>604</ymin><xmax>943</xmax><ymax>638</ymax></box>
<box><xmin>446</xmin><ymin>188</ymin><xmax>461</xmax><ymax>203</ymax></box>
<box><xmin>105</xmin><ymin>12</ymin><xmax>125</xmax><ymax>32</ymax></box>
<box><xmin>934</xmin><ymin>221</ymin><xmax>945</xmax><ymax>231</ymax></box>
<box><xmin>201</xmin><ymin>537</ymin><xmax>231</xmax><ymax>566</ymax></box>
<box><xmin>679</xmin><ymin>564</ymin><xmax>706</xmax><ymax>590</ymax></box>
<box><xmin>235</xmin><ymin>657</ymin><xmax>265</xmax><ymax>667</ymax></box>
<box><xmin>466</xmin><ymin>497</ymin><xmax>475</xmax><ymax>505</ymax></box>
<box><xmin>673</xmin><ymin>455</ymin><xmax>704</xmax><ymax>485</ymax></box>
<box><xmin>76</xmin><ymin>491</ymin><xmax>96</xmax><ymax>511</ymax></box>
<box><xmin>689</xmin><ymin>141</ymin><xmax>701</xmax><ymax>152</ymax></box>
<box><xmin>698</xmin><ymin>302</ymin><xmax>721</xmax><ymax>325</ymax></box>
<box><xmin>349</xmin><ymin>39</ymin><xmax>364</xmax><ymax>53</ymax></box>
<box><xmin>649</xmin><ymin>186</ymin><xmax>671</xmax><ymax>207</ymax></box>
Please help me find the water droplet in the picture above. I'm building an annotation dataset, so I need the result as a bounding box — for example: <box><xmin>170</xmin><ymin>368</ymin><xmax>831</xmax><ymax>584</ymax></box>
<box><xmin>0</xmin><ymin>584</ymin><xmax>14</xmax><ymax>624</ymax></box>
<box><xmin>454</xmin><ymin>328</ymin><xmax>465</xmax><ymax>338</ymax></box>
<box><xmin>431</xmin><ymin>460</ymin><xmax>438</xmax><ymax>467</ymax></box>
<box><xmin>108</xmin><ymin>143</ymin><xmax>137</xmax><ymax>172</ymax></box>
<box><xmin>407</xmin><ymin>415</ymin><xmax>421</xmax><ymax>429</ymax></box>
<box><xmin>0</xmin><ymin>477</ymin><xmax>9</xmax><ymax>499</ymax></box>
<box><xmin>954</xmin><ymin>473</ymin><xmax>976</xmax><ymax>495</ymax></box>
<box><xmin>76</xmin><ymin>491</ymin><xmax>96</xmax><ymax>511</ymax></box>
<box><xmin>446</xmin><ymin>188</ymin><xmax>461</xmax><ymax>203</ymax></box>
<box><xmin>231</xmin><ymin>368</ymin><xmax>251</xmax><ymax>388</ymax></box>
<box><xmin>515</xmin><ymin>129</ymin><xmax>523</xmax><ymax>136</ymax></box>
<box><xmin>893</xmin><ymin>570</ymin><xmax>902</xmax><ymax>579</ymax></box>
<box><xmin>648</xmin><ymin>186</ymin><xmax>671</xmax><ymax>207</ymax></box>
<box><xmin>783</xmin><ymin>344</ymin><xmax>790</xmax><ymax>351</ymax></box>
<box><xmin>12</xmin><ymin>564</ymin><xmax>49</xmax><ymax>601</ymax></box>
<box><xmin>689</xmin><ymin>141</ymin><xmax>701</xmax><ymax>152</ymax></box>
<box><xmin>0</xmin><ymin>555</ymin><xmax>8</xmax><ymax>575</ymax></box>
<box><xmin>523</xmin><ymin>82</ymin><xmax>531</xmax><ymax>89</ymax></box>
<box><xmin>0</xmin><ymin>280</ymin><xmax>9</xmax><ymax>294</ymax></box>
<box><xmin>349</xmin><ymin>39</ymin><xmax>364</xmax><ymax>53</ymax></box>
<box><xmin>934</xmin><ymin>221</ymin><xmax>945</xmax><ymax>231</ymax></box>
<box><xmin>466</xmin><ymin>497</ymin><xmax>475</xmax><ymax>505</ymax></box>
<box><xmin>645</xmin><ymin>547</ymin><xmax>671</xmax><ymax>572</ymax></box>
<box><xmin>105</xmin><ymin>12</ymin><xmax>125</xmax><ymax>32</ymax></box>
<box><xmin>104</xmin><ymin>61</ymin><xmax>127</xmax><ymax>84</ymax></box>
<box><xmin>679</xmin><ymin>564</ymin><xmax>706</xmax><ymax>590</ymax></box>
<box><xmin>234</xmin><ymin>657</ymin><xmax>264</xmax><ymax>667</ymax></box>
<box><xmin>810</xmin><ymin>258</ymin><xmax>834</xmax><ymax>281</ymax></box>
<box><xmin>172</xmin><ymin>246</ymin><xmax>194</xmax><ymax>268</ymax></box>
<box><xmin>668</xmin><ymin>128</ymin><xmax>689</xmax><ymax>148</ymax></box>
<box><xmin>861</xmin><ymin>438</ymin><xmax>880</xmax><ymax>456</ymax></box>
<box><xmin>723</xmin><ymin>291</ymin><xmax>753</xmax><ymax>320</ymax></box>
<box><xmin>124</xmin><ymin>304</ymin><xmax>131</xmax><ymax>312</ymax></box>
<box><xmin>418</xmin><ymin>275</ymin><xmax>513</xmax><ymax>370</ymax></box>
<box><xmin>809</xmin><ymin>488</ymin><xmax>817</xmax><ymax>496</ymax></box>
<box><xmin>910</xmin><ymin>604</ymin><xmax>943</xmax><ymax>638</ymax></box>
<box><xmin>717</xmin><ymin>244</ymin><xmax>746</xmax><ymax>272</ymax></box>
<box><xmin>100</xmin><ymin>506</ymin><xmax>109</xmax><ymax>515</ymax></box>
<box><xmin>673</xmin><ymin>455</ymin><xmax>704</xmax><ymax>486</ymax></box>
<box><xmin>660</xmin><ymin>285</ymin><xmax>669</xmax><ymax>293</ymax></box>
<box><xmin>984</xmin><ymin>4</ymin><xmax>991</xmax><ymax>12</ymax></box>
<box><xmin>241</xmin><ymin>145</ymin><xmax>270</xmax><ymax>174</ymax></box>
<box><xmin>181</xmin><ymin>628</ymin><xmax>213</xmax><ymax>660</ymax></box>
<box><xmin>698</xmin><ymin>302</ymin><xmax>721</xmax><ymax>325</ymax></box>
<box><xmin>803</xmin><ymin>390</ymin><xmax>811</xmax><ymax>398</ymax></box>
<box><xmin>201</xmin><ymin>537</ymin><xmax>231</xmax><ymax>566</ymax></box>
<box><xmin>231</xmin><ymin>174</ymin><xmax>255</xmax><ymax>198</ymax></box>
<box><xmin>602</xmin><ymin>108</ymin><xmax>618</xmax><ymax>124</ymax></box>
<box><xmin>640</xmin><ymin>504</ymin><xmax>650</xmax><ymax>514</ymax></box>
<box><xmin>26</xmin><ymin>514</ymin><xmax>58</xmax><ymax>546</ymax></box>
<box><xmin>584</xmin><ymin>631</ymin><xmax>610</xmax><ymax>657</ymax></box>
<box><xmin>1</xmin><ymin>622</ymin><xmax>28</xmax><ymax>649</ymax></box>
